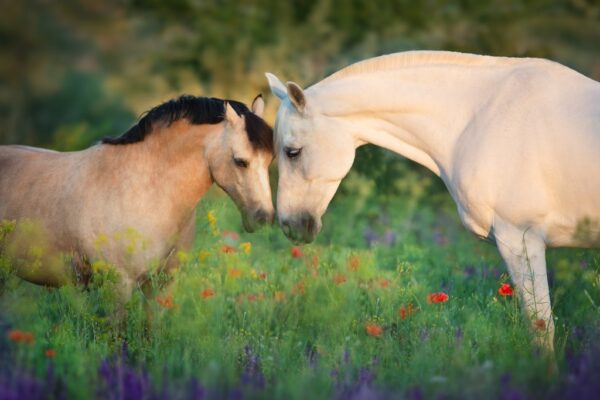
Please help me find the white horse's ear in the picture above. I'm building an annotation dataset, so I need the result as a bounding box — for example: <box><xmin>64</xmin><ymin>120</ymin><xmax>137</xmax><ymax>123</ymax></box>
<box><xmin>251</xmin><ymin>94</ymin><xmax>265</xmax><ymax>117</ymax></box>
<box><xmin>286</xmin><ymin>81</ymin><xmax>306</xmax><ymax>113</ymax></box>
<box><xmin>224</xmin><ymin>102</ymin><xmax>242</xmax><ymax>126</ymax></box>
<box><xmin>266</xmin><ymin>73</ymin><xmax>287</xmax><ymax>100</ymax></box>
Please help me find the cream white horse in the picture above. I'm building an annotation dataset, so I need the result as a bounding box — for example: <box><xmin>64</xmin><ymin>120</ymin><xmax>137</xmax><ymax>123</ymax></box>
<box><xmin>0</xmin><ymin>95</ymin><xmax>274</xmax><ymax>305</ymax></box>
<box><xmin>266</xmin><ymin>51</ymin><xmax>600</xmax><ymax>350</ymax></box>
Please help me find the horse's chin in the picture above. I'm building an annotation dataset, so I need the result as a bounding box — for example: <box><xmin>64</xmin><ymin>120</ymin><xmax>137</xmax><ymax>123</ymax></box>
<box><xmin>241</xmin><ymin>215</ymin><xmax>269</xmax><ymax>233</ymax></box>
<box><xmin>242</xmin><ymin>217</ymin><xmax>257</xmax><ymax>233</ymax></box>
<box><xmin>282</xmin><ymin>227</ymin><xmax>319</xmax><ymax>244</ymax></box>
<box><xmin>292</xmin><ymin>236</ymin><xmax>315</xmax><ymax>245</ymax></box>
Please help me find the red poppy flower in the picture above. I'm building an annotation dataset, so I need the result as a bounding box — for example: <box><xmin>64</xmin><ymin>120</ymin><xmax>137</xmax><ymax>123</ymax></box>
<box><xmin>291</xmin><ymin>246</ymin><xmax>303</xmax><ymax>258</ymax></box>
<box><xmin>365</xmin><ymin>323</ymin><xmax>383</xmax><ymax>337</ymax></box>
<box><xmin>311</xmin><ymin>255</ymin><xmax>319</xmax><ymax>267</ymax></box>
<box><xmin>348</xmin><ymin>256</ymin><xmax>360</xmax><ymax>271</ymax></box>
<box><xmin>292</xmin><ymin>280</ymin><xmax>306</xmax><ymax>295</ymax></box>
<box><xmin>379</xmin><ymin>278</ymin><xmax>390</xmax><ymax>289</ymax></box>
<box><xmin>201</xmin><ymin>288</ymin><xmax>215</xmax><ymax>299</ymax></box>
<box><xmin>45</xmin><ymin>349</ymin><xmax>57</xmax><ymax>358</ymax></box>
<box><xmin>398</xmin><ymin>303</ymin><xmax>415</xmax><ymax>320</ymax></box>
<box><xmin>534</xmin><ymin>319</ymin><xmax>546</xmax><ymax>330</ymax></box>
<box><xmin>7</xmin><ymin>330</ymin><xmax>35</xmax><ymax>344</ymax></box>
<box><xmin>222</xmin><ymin>245</ymin><xmax>236</xmax><ymax>254</ymax></box>
<box><xmin>498</xmin><ymin>283</ymin><xmax>514</xmax><ymax>297</ymax></box>
<box><xmin>156</xmin><ymin>293</ymin><xmax>176</xmax><ymax>309</ymax></box>
<box><xmin>334</xmin><ymin>273</ymin><xmax>347</xmax><ymax>285</ymax></box>
<box><xmin>428</xmin><ymin>292</ymin><xmax>449</xmax><ymax>304</ymax></box>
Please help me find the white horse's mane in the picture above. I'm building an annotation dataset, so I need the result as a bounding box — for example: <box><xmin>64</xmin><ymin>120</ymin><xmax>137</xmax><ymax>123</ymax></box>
<box><xmin>319</xmin><ymin>51</ymin><xmax>536</xmax><ymax>85</ymax></box>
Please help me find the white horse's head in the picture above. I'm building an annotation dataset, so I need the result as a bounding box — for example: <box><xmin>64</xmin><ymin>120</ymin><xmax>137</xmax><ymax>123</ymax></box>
<box><xmin>266</xmin><ymin>73</ymin><xmax>357</xmax><ymax>243</ymax></box>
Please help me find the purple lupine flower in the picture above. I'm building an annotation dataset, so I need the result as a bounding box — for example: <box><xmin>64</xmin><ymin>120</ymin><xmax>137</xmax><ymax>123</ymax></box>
<box><xmin>559</xmin><ymin>337</ymin><xmax>600</xmax><ymax>400</ymax></box>
<box><xmin>45</xmin><ymin>361</ymin><xmax>66</xmax><ymax>400</ymax></box>
<box><xmin>0</xmin><ymin>371</ymin><xmax>44</xmax><ymax>400</ymax></box>
<box><xmin>228</xmin><ymin>387</ymin><xmax>244</xmax><ymax>400</ymax></box>
<box><xmin>363</xmin><ymin>228</ymin><xmax>380</xmax><ymax>247</ymax></box>
<box><xmin>498</xmin><ymin>374</ymin><xmax>526</xmax><ymax>400</ymax></box>
<box><xmin>433</xmin><ymin>232</ymin><xmax>449</xmax><ymax>246</ymax></box>
<box><xmin>240</xmin><ymin>345</ymin><xmax>265</xmax><ymax>390</ymax></box>
<box><xmin>407</xmin><ymin>386</ymin><xmax>423</xmax><ymax>400</ymax></box>
<box><xmin>98</xmin><ymin>348</ymin><xmax>153</xmax><ymax>400</ymax></box>
<box><xmin>383</xmin><ymin>229</ymin><xmax>396</xmax><ymax>246</ymax></box>
<box><xmin>463</xmin><ymin>265</ymin><xmax>477</xmax><ymax>278</ymax></box>
<box><xmin>357</xmin><ymin>368</ymin><xmax>375</xmax><ymax>387</ymax></box>
<box><xmin>419</xmin><ymin>328</ymin><xmax>429</xmax><ymax>342</ymax></box>
<box><xmin>455</xmin><ymin>328</ymin><xmax>464</xmax><ymax>347</ymax></box>
<box><xmin>188</xmin><ymin>379</ymin><xmax>205</xmax><ymax>400</ymax></box>
<box><xmin>122</xmin><ymin>368</ymin><xmax>148</xmax><ymax>400</ymax></box>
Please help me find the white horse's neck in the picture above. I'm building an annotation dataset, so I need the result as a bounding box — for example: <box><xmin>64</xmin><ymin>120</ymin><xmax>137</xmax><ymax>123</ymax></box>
<box><xmin>308</xmin><ymin>53</ymin><xmax>537</xmax><ymax>178</ymax></box>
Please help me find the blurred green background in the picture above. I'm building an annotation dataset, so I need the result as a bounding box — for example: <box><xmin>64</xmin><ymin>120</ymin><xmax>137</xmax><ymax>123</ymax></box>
<box><xmin>1</xmin><ymin>0</ymin><xmax>599</xmax><ymax>200</ymax></box>
<box><xmin>2</xmin><ymin>0</ymin><xmax>599</xmax><ymax>146</ymax></box>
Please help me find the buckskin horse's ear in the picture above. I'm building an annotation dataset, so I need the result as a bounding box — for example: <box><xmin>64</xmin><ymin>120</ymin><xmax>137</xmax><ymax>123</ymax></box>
<box><xmin>251</xmin><ymin>94</ymin><xmax>265</xmax><ymax>117</ymax></box>
<box><xmin>224</xmin><ymin>102</ymin><xmax>242</xmax><ymax>126</ymax></box>
<box><xmin>265</xmin><ymin>72</ymin><xmax>287</xmax><ymax>100</ymax></box>
<box><xmin>286</xmin><ymin>81</ymin><xmax>306</xmax><ymax>113</ymax></box>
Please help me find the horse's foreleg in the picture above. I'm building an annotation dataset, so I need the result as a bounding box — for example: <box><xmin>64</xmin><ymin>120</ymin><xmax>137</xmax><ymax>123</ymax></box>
<box><xmin>495</xmin><ymin>226</ymin><xmax>554</xmax><ymax>352</ymax></box>
<box><xmin>112</xmin><ymin>274</ymin><xmax>136</xmax><ymax>335</ymax></box>
<box><xmin>140</xmin><ymin>214</ymin><xmax>197</xmax><ymax>335</ymax></box>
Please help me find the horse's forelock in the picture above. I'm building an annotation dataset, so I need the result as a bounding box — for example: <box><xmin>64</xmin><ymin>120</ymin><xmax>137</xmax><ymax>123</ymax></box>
<box><xmin>243</xmin><ymin>111</ymin><xmax>274</xmax><ymax>153</ymax></box>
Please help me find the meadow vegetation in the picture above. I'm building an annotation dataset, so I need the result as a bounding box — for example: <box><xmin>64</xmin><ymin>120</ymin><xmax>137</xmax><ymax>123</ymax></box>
<box><xmin>1</xmin><ymin>173</ymin><xmax>598</xmax><ymax>399</ymax></box>
<box><xmin>1</xmin><ymin>1</ymin><xmax>599</xmax><ymax>398</ymax></box>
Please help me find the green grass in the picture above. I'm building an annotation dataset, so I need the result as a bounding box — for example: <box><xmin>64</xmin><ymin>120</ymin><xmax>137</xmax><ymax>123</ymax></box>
<box><xmin>1</xmin><ymin>186</ymin><xmax>599</xmax><ymax>399</ymax></box>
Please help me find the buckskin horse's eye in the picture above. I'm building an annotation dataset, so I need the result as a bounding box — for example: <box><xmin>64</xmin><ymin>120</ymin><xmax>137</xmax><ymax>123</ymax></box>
<box><xmin>285</xmin><ymin>147</ymin><xmax>302</xmax><ymax>159</ymax></box>
<box><xmin>233</xmin><ymin>157</ymin><xmax>248</xmax><ymax>168</ymax></box>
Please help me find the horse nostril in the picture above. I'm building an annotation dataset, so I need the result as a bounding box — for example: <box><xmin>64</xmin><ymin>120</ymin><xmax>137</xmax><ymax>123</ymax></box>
<box><xmin>300</xmin><ymin>213</ymin><xmax>317</xmax><ymax>235</ymax></box>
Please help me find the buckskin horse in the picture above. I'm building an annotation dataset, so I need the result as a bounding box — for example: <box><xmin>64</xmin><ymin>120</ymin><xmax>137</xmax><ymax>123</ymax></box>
<box><xmin>0</xmin><ymin>95</ymin><xmax>274</xmax><ymax>306</ymax></box>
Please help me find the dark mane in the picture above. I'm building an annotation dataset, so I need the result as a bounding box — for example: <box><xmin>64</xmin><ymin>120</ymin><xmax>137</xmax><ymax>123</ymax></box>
<box><xmin>102</xmin><ymin>95</ymin><xmax>273</xmax><ymax>152</ymax></box>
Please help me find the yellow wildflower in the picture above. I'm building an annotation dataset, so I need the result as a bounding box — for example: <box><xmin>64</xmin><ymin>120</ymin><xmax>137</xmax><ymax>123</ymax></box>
<box><xmin>207</xmin><ymin>211</ymin><xmax>219</xmax><ymax>235</ymax></box>
<box><xmin>176</xmin><ymin>251</ymin><xmax>189</xmax><ymax>264</ymax></box>
<box><xmin>240</xmin><ymin>242</ymin><xmax>252</xmax><ymax>254</ymax></box>
<box><xmin>197</xmin><ymin>250</ymin><xmax>211</xmax><ymax>262</ymax></box>
<box><xmin>91</xmin><ymin>260</ymin><xmax>112</xmax><ymax>273</ymax></box>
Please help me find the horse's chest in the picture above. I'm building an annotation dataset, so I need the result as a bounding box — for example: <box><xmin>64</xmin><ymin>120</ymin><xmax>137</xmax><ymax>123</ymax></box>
<box><xmin>444</xmin><ymin>175</ymin><xmax>495</xmax><ymax>240</ymax></box>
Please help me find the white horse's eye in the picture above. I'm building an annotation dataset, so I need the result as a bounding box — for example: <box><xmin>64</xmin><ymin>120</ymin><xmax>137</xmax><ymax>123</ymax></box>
<box><xmin>233</xmin><ymin>156</ymin><xmax>249</xmax><ymax>168</ymax></box>
<box><xmin>285</xmin><ymin>147</ymin><xmax>302</xmax><ymax>159</ymax></box>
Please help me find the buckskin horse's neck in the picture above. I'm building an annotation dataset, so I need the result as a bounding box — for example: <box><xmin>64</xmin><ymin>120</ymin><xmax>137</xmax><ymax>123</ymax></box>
<box><xmin>309</xmin><ymin>61</ymin><xmax>518</xmax><ymax>178</ymax></box>
<box><xmin>97</xmin><ymin>121</ymin><xmax>219</xmax><ymax>219</ymax></box>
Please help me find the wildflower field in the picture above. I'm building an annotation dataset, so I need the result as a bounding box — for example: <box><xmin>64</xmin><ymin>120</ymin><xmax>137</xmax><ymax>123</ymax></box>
<box><xmin>1</xmin><ymin>183</ymin><xmax>599</xmax><ymax>400</ymax></box>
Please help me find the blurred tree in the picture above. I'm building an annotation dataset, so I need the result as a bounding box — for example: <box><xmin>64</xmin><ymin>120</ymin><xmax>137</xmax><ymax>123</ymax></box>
<box><xmin>0</xmin><ymin>0</ymin><xmax>136</xmax><ymax>148</ymax></box>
